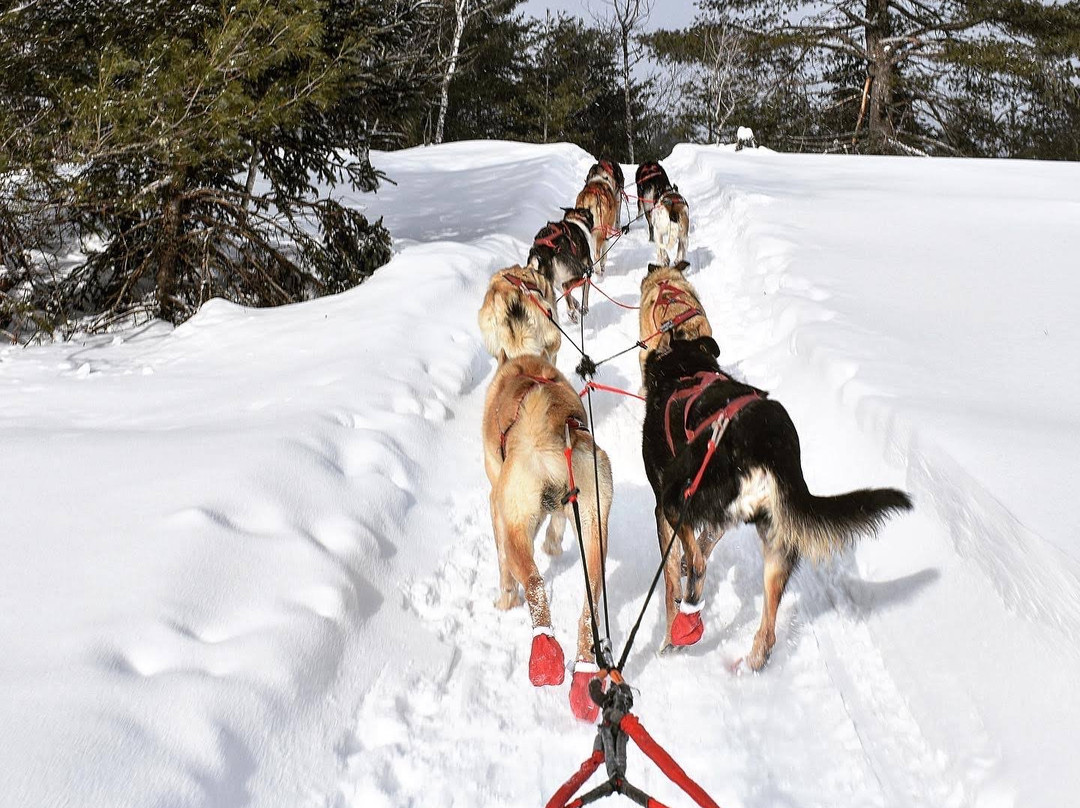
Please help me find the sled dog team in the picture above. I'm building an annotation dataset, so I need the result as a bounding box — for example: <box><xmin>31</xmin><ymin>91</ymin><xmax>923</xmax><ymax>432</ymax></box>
<box><xmin>477</xmin><ymin>159</ymin><xmax>912</xmax><ymax>722</ymax></box>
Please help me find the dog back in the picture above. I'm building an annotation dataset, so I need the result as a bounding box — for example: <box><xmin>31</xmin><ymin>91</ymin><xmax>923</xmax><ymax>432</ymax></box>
<box><xmin>574</xmin><ymin>184</ymin><xmax>617</xmax><ymax>239</ymax></box>
<box><xmin>639</xmin><ymin>263</ymin><xmax>711</xmax><ymax>354</ymax></box>
<box><xmin>478</xmin><ymin>265</ymin><xmax>561</xmax><ymax>363</ymax></box>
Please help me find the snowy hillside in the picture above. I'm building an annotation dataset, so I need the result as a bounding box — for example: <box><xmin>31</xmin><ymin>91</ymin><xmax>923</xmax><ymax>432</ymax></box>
<box><xmin>2</xmin><ymin>141</ymin><xmax>1079</xmax><ymax>808</ymax></box>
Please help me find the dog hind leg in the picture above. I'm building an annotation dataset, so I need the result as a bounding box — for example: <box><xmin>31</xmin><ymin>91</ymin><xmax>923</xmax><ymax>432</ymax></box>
<box><xmin>747</xmin><ymin>521</ymin><xmax>798</xmax><ymax>670</ymax></box>
<box><xmin>491</xmin><ymin>491</ymin><xmax>522</xmax><ymax>610</ymax></box>
<box><xmin>501</xmin><ymin>509</ymin><xmax>565</xmax><ymax>685</ymax></box>
<box><xmin>654</xmin><ymin>505</ymin><xmax>683</xmax><ymax>652</ymax></box>
<box><xmin>542</xmin><ymin>511</ymin><xmax>565</xmax><ymax>556</ymax></box>
<box><xmin>670</xmin><ymin>521</ymin><xmax>706</xmax><ymax>646</ymax></box>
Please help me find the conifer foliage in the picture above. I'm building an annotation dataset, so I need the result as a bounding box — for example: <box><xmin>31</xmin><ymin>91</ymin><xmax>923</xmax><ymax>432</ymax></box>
<box><xmin>0</xmin><ymin>0</ymin><xmax>434</xmax><ymax>337</ymax></box>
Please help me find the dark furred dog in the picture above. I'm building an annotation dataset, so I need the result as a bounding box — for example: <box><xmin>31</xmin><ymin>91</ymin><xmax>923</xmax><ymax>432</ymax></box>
<box><xmin>526</xmin><ymin>207</ymin><xmax>594</xmax><ymax>323</ymax></box>
<box><xmin>635</xmin><ymin>161</ymin><xmax>672</xmax><ymax>241</ymax></box>
<box><xmin>642</xmin><ymin>336</ymin><xmax>912</xmax><ymax>669</ymax></box>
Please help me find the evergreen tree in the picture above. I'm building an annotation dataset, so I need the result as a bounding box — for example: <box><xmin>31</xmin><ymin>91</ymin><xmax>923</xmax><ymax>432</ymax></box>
<box><xmin>0</xmin><ymin>0</ymin><xmax>439</xmax><ymax>338</ymax></box>
<box><xmin>692</xmin><ymin>0</ymin><xmax>1080</xmax><ymax>156</ymax></box>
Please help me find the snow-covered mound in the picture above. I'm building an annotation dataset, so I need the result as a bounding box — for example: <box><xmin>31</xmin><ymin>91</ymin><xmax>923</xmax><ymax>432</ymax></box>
<box><xmin>1</xmin><ymin>140</ymin><xmax>1078</xmax><ymax>808</ymax></box>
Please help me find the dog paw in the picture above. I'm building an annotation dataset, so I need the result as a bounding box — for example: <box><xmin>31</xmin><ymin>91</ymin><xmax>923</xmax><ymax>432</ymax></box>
<box><xmin>529</xmin><ymin>630</ymin><xmax>565</xmax><ymax>687</ymax></box>
<box><xmin>494</xmin><ymin>589</ymin><xmax>522</xmax><ymax>611</ymax></box>
<box><xmin>670</xmin><ymin>610</ymin><xmax>704</xmax><ymax>647</ymax></box>
<box><xmin>569</xmin><ymin>662</ymin><xmax>601</xmax><ymax>722</ymax></box>
<box><xmin>747</xmin><ymin>631</ymin><xmax>774</xmax><ymax>671</ymax></box>
<box><xmin>541</xmin><ymin>534</ymin><xmax>563</xmax><ymax>557</ymax></box>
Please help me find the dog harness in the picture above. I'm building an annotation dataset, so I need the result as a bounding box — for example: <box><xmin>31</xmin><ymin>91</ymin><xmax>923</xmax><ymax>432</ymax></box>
<box><xmin>498</xmin><ymin>374</ymin><xmax>589</xmax><ymax>461</ymax></box>
<box><xmin>663</xmin><ymin>371</ymin><xmax>763</xmax><ymax>455</ymax></box>
<box><xmin>533</xmin><ymin>222</ymin><xmax>583</xmax><ymax>260</ymax></box>
<box><xmin>635</xmin><ymin>165</ymin><xmax>665</xmax><ymax>186</ymax></box>
<box><xmin>638</xmin><ymin>282</ymin><xmax>702</xmax><ymax>348</ymax></box>
<box><xmin>598</xmin><ymin>159</ymin><xmax>620</xmax><ymax>183</ymax></box>
<box><xmin>505</xmin><ymin>274</ymin><xmax>553</xmax><ymax>317</ymax></box>
<box><xmin>657</xmin><ymin>189</ymin><xmax>687</xmax><ymax>211</ymax></box>
<box><xmin>655</xmin><ymin>281</ymin><xmax>697</xmax><ymax>321</ymax></box>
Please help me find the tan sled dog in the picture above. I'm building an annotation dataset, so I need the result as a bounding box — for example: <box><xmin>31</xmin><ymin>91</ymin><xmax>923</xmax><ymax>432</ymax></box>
<box><xmin>650</xmin><ymin>190</ymin><xmax>690</xmax><ymax>267</ymax></box>
<box><xmin>638</xmin><ymin>260</ymin><xmax>712</xmax><ymax>386</ymax></box>
<box><xmin>478</xmin><ymin>265</ymin><xmax>561</xmax><ymax>362</ymax></box>
<box><xmin>482</xmin><ymin>354</ymin><xmax>613</xmax><ymax>720</ymax></box>
<box><xmin>575</xmin><ymin>169</ymin><xmax>620</xmax><ymax>277</ymax></box>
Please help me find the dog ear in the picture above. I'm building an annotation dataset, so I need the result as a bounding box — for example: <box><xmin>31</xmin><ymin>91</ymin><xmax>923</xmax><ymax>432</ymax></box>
<box><xmin>675</xmin><ymin>260</ymin><xmax>690</xmax><ymax>273</ymax></box>
<box><xmin>646</xmin><ymin>263</ymin><xmax>662</xmax><ymax>274</ymax></box>
<box><xmin>697</xmin><ymin>336</ymin><xmax>721</xmax><ymax>358</ymax></box>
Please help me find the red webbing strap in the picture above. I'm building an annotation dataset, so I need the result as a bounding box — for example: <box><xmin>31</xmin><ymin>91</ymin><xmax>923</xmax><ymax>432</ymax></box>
<box><xmin>592</xmin><ymin>224</ymin><xmax>622</xmax><ymax>239</ymax></box>
<box><xmin>536</xmin><ymin>222</ymin><xmax>582</xmax><ymax>260</ymax></box>
<box><xmin>585</xmin><ymin>277</ymin><xmax>640</xmax><ymax>310</ymax></box>
<box><xmin>559</xmin><ymin>276</ymin><xmax>588</xmax><ymax>304</ymax></box>
<box><xmin>640</xmin><ymin>308</ymin><xmax>700</xmax><ymax>346</ymax></box>
<box><xmin>562</xmin><ymin>416</ymin><xmax>588</xmax><ymax>505</ymax></box>
<box><xmin>663</xmin><ymin>372</ymin><xmax>727</xmax><ymax>454</ymax></box>
<box><xmin>545</xmin><ymin>749</ymin><xmax>605</xmax><ymax>808</ymax></box>
<box><xmin>684</xmin><ymin>392</ymin><xmax>761</xmax><ymax>446</ymax></box>
<box><xmin>499</xmin><ymin>374</ymin><xmax>555</xmax><ymax>459</ymax></box>
<box><xmin>684</xmin><ymin>422</ymin><xmax>721</xmax><ymax>501</ymax></box>
<box><xmin>636</xmin><ymin>166</ymin><xmax>664</xmax><ymax>186</ymax></box>
<box><xmin>580</xmin><ymin>380</ymin><xmax>646</xmax><ymax>402</ymax></box>
<box><xmin>620</xmin><ymin>714</ymin><xmax>722</xmax><ymax>808</ymax></box>
<box><xmin>656</xmin><ymin>281</ymin><xmax>692</xmax><ymax>321</ymax></box>
<box><xmin>658</xmin><ymin>190</ymin><xmax>687</xmax><ymax>210</ymax></box>
<box><xmin>506</xmin><ymin>274</ymin><xmax>552</xmax><ymax>316</ymax></box>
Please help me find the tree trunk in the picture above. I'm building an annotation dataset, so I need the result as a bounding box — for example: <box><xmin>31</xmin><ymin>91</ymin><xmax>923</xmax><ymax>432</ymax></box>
<box><xmin>434</xmin><ymin>0</ymin><xmax>467</xmax><ymax>146</ymax></box>
<box><xmin>621</xmin><ymin>32</ymin><xmax>634</xmax><ymax>162</ymax></box>
<box><xmin>156</xmin><ymin>188</ymin><xmax>182</xmax><ymax>323</ymax></box>
<box><xmin>864</xmin><ymin>0</ymin><xmax>895</xmax><ymax>153</ymax></box>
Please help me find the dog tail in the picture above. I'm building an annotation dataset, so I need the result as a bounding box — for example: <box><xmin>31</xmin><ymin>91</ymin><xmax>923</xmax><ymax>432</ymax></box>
<box><xmin>774</xmin><ymin>475</ymin><xmax>912</xmax><ymax>562</ymax></box>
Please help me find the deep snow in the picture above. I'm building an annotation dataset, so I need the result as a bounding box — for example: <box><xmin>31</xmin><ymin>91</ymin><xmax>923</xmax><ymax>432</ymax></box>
<box><xmin>1</xmin><ymin>140</ymin><xmax>1079</xmax><ymax>808</ymax></box>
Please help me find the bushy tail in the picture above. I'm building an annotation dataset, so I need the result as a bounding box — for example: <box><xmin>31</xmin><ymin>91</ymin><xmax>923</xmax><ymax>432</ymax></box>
<box><xmin>775</xmin><ymin>481</ymin><xmax>912</xmax><ymax>562</ymax></box>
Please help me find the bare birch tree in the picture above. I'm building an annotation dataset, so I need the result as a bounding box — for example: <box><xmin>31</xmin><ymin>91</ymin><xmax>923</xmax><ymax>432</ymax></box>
<box><xmin>593</xmin><ymin>0</ymin><xmax>653</xmax><ymax>161</ymax></box>
<box><xmin>433</xmin><ymin>0</ymin><xmax>502</xmax><ymax>145</ymax></box>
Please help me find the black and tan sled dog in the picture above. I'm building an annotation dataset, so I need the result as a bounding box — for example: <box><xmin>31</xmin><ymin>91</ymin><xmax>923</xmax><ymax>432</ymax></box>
<box><xmin>635</xmin><ymin>161</ymin><xmax>671</xmax><ymax>241</ymax></box>
<box><xmin>527</xmin><ymin>207</ymin><xmax>594</xmax><ymax>323</ymax></box>
<box><xmin>641</xmin><ymin>336</ymin><xmax>912</xmax><ymax>670</ymax></box>
<box><xmin>483</xmin><ymin>353</ymin><xmax>613</xmax><ymax>720</ymax></box>
<box><xmin>478</xmin><ymin>264</ymin><xmax>561</xmax><ymax>363</ymax></box>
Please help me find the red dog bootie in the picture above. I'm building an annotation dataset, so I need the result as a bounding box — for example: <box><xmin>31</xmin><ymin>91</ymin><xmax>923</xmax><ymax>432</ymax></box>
<box><xmin>529</xmin><ymin>628</ymin><xmax>566</xmax><ymax>686</ymax></box>
<box><xmin>569</xmin><ymin>661</ymin><xmax>602</xmax><ymax>722</ymax></box>
<box><xmin>670</xmin><ymin>600</ymin><xmax>705</xmax><ymax>647</ymax></box>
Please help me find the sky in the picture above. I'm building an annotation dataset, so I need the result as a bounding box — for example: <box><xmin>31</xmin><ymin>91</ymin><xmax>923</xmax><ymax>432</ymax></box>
<box><xmin>520</xmin><ymin>0</ymin><xmax>699</xmax><ymax>30</ymax></box>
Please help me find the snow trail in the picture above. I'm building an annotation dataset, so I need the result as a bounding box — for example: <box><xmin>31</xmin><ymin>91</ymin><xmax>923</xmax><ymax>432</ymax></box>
<box><xmin>4</xmin><ymin>141</ymin><xmax>1080</xmax><ymax>808</ymax></box>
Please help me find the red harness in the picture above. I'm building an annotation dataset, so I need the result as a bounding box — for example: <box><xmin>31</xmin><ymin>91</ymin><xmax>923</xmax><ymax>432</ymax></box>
<box><xmin>638</xmin><ymin>282</ymin><xmax>701</xmax><ymax>347</ymax></box>
<box><xmin>636</xmin><ymin>166</ymin><xmax>665</xmax><ymax>187</ymax></box>
<box><xmin>657</xmin><ymin>189</ymin><xmax>687</xmax><ymax>210</ymax></box>
<box><xmin>498</xmin><ymin>374</ymin><xmax>589</xmax><ymax>460</ymax></box>
<box><xmin>533</xmin><ymin>222</ymin><xmax>582</xmax><ymax>260</ymax></box>
<box><xmin>663</xmin><ymin>371</ymin><xmax>763</xmax><ymax>455</ymax></box>
<box><xmin>505</xmin><ymin>274</ymin><xmax>552</xmax><ymax>317</ymax></box>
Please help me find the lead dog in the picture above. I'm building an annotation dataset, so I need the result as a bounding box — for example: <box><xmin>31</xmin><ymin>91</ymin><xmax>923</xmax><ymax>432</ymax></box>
<box><xmin>527</xmin><ymin>207</ymin><xmax>594</xmax><ymax>323</ymax></box>
<box><xmin>478</xmin><ymin>265</ymin><xmax>561</xmax><ymax>363</ymax></box>
<box><xmin>637</xmin><ymin>260</ymin><xmax>712</xmax><ymax>387</ymax></box>
<box><xmin>650</xmin><ymin>189</ymin><xmax>690</xmax><ymax>267</ymax></box>
<box><xmin>575</xmin><ymin>162</ymin><xmax>621</xmax><ymax>277</ymax></box>
<box><xmin>635</xmin><ymin>161</ymin><xmax>671</xmax><ymax>241</ymax></box>
<box><xmin>483</xmin><ymin>353</ymin><xmax>613</xmax><ymax>720</ymax></box>
<box><xmin>641</xmin><ymin>336</ymin><xmax>912</xmax><ymax>669</ymax></box>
